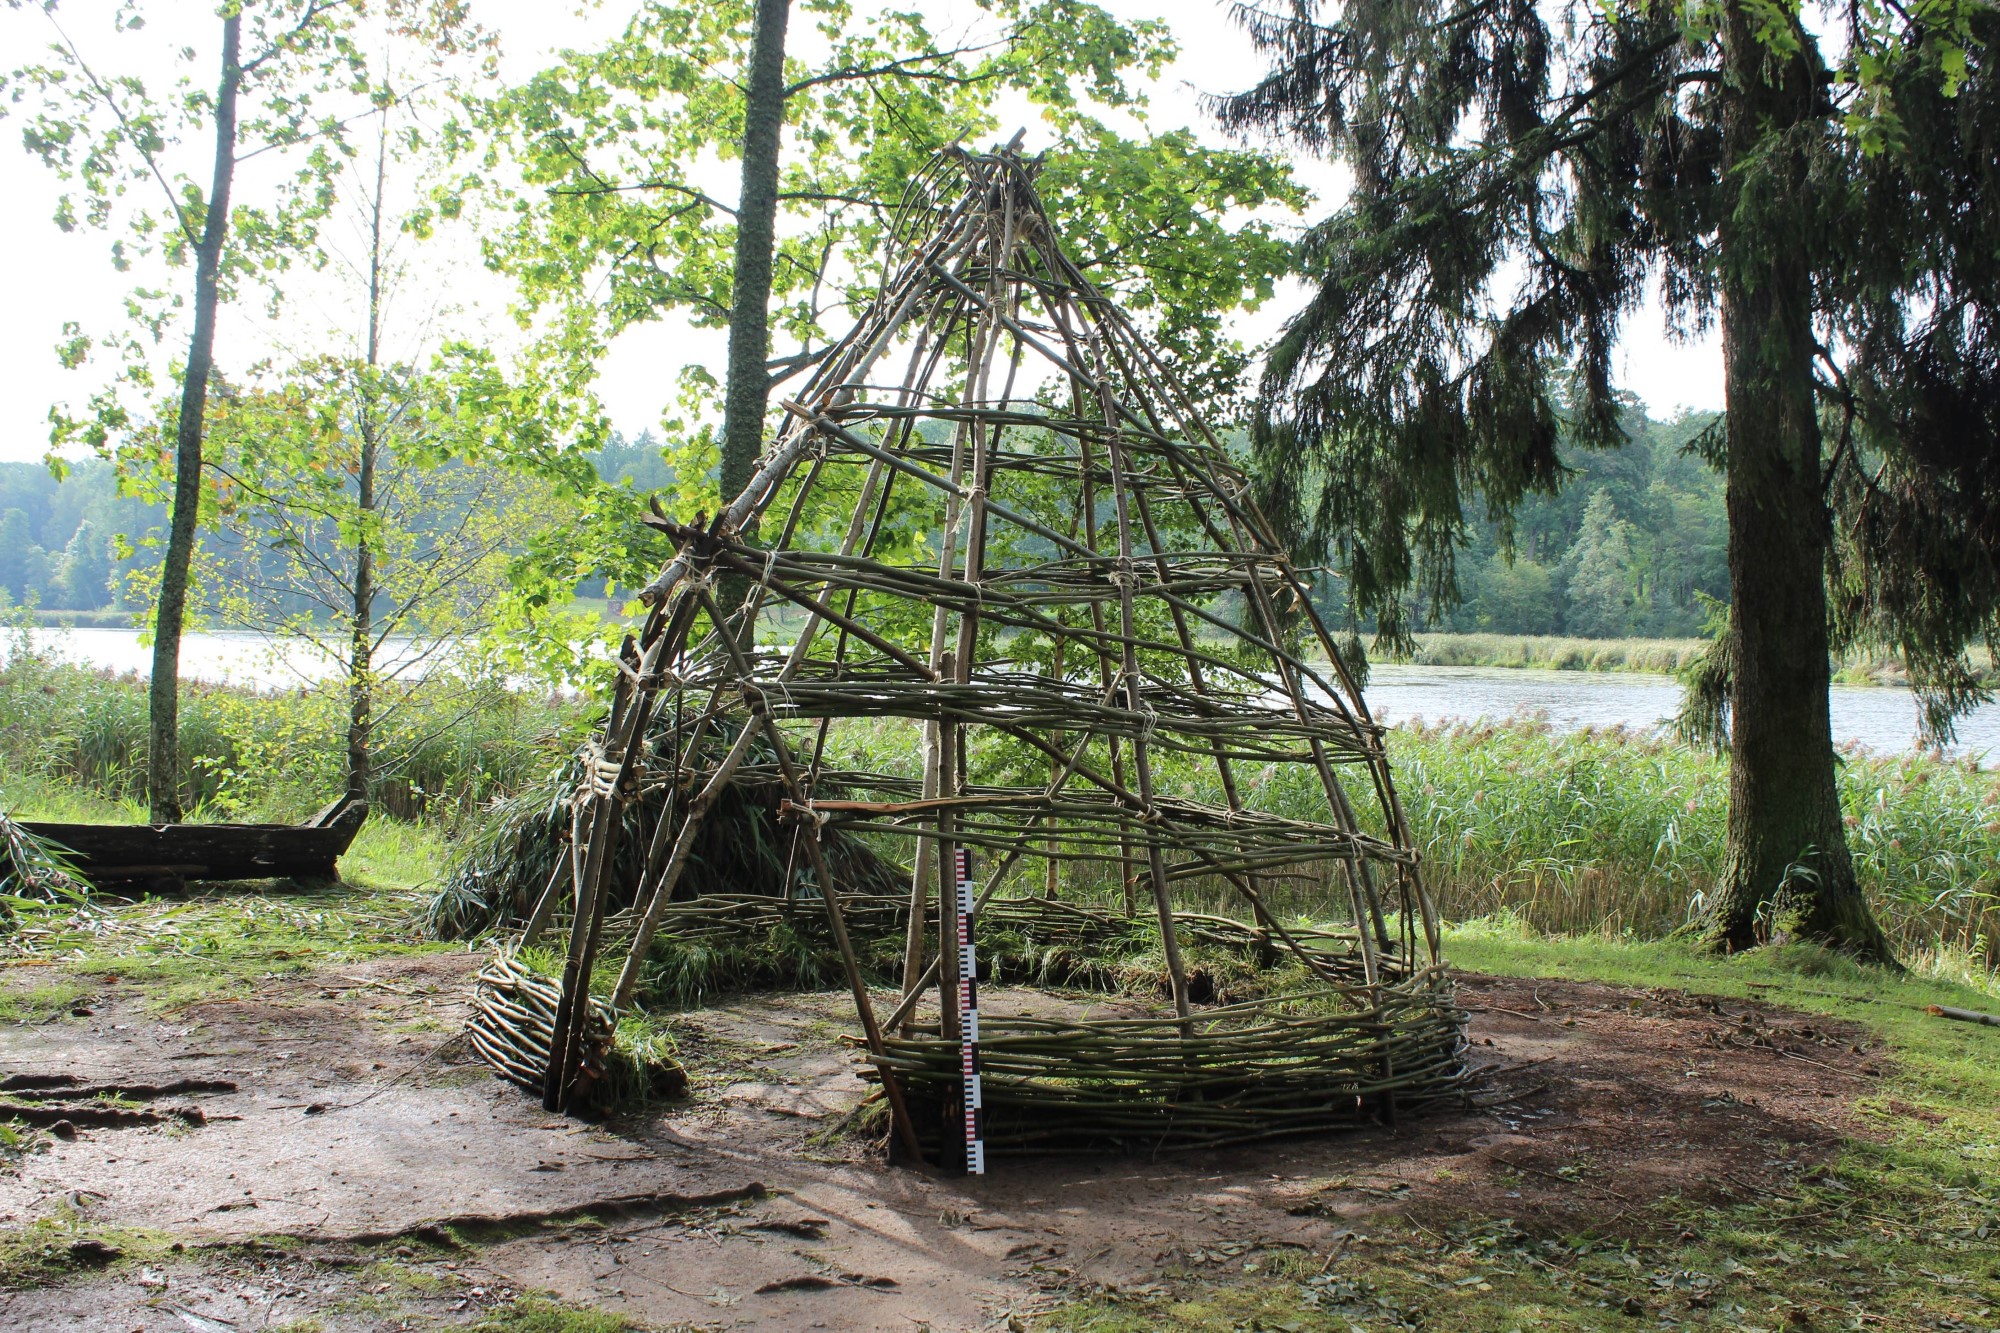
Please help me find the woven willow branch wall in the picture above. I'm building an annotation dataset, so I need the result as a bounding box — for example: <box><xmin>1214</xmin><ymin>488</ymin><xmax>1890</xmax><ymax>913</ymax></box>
<box><xmin>473</xmin><ymin>143</ymin><xmax>1468</xmax><ymax>1165</ymax></box>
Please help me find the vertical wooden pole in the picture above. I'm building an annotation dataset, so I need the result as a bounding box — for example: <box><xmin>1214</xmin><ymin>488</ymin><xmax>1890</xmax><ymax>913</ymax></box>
<box><xmin>902</xmin><ymin>723</ymin><xmax>938</xmax><ymax>1007</ymax></box>
<box><xmin>1045</xmin><ymin>642</ymin><xmax>1063</xmax><ymax>900</ymax></box>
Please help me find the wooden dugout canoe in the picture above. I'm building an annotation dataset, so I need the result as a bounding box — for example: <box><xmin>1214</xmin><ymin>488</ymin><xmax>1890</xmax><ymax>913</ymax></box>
<box><xmin>24</xmin><ymin>795</ymin><xmax>368</xmax><ymax>889</ymax></box>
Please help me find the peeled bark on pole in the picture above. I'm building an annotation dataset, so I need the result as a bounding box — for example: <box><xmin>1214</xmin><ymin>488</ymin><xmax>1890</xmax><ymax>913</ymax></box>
<box><xmin>148</xmin><ymin>15</ymin><xmax>242</xmax><ymax>825</ymax></box>
<box><xmin>1701</xmin><ymin>1</ymin><xmax>1892</xmax><ymax>965</ymax></box>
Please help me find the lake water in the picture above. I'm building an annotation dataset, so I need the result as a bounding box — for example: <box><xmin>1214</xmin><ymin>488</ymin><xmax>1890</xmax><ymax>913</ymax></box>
<box><xmin>2</xmin><ymin>627</ymin><xmax>437</xmax><ymax>689</ymax></box>
<box><xmin>7</xmin><ymin>626</ymin><xmax>1995</xmax><ymax>764</ymax></box>
<box><xmin>1360</xmin><ymin>663</ymin><xmax>2000</xmax><ymax>764</ymax></box>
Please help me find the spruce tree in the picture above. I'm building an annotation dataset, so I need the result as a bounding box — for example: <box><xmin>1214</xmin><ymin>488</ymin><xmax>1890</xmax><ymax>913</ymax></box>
<box><xmin>1223</xmin><ymin>0</ymin><xmax>1998</xmax><ymax>962</ymax></box>
<box><xmin>1564</xmin><ymin>492</ymin><xmax>1639</xmax><ymax>638</ymax></box>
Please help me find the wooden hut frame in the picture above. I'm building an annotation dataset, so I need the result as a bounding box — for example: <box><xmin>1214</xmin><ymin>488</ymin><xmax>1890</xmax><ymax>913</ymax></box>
<box><xmin>479</xmin><ymin>143</ymin><xmax>1465</xmax><ymax>1165</ymax></box>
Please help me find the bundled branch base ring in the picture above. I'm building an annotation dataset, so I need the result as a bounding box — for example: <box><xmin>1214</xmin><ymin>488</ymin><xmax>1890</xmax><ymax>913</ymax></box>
<box><xmin>869</xmin><ymin>972</ymin><xmax>1467</xmax><ymax>1153</ymax></box>
<box><xmin>471</xmin><ymin>953</ymin><xmax>634</xmax><ymax>1102</ymax></box>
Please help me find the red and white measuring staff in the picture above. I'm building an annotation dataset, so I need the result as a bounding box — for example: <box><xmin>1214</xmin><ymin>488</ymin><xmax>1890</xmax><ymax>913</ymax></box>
<box><xmin>954</xmin><ymin>846</ymin><xmax>986</xmax><ymax>1174</ymax></box>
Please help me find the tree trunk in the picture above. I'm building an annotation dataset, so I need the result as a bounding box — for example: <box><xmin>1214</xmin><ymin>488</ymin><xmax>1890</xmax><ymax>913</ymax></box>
<box><xmin>348</xmin><ymin>116</ymin><xmax>389</xmax><ymax>804</ymax></box>
<box><xmin>718</xmin><ymin>0</ymin><xmax>791</xmax><ymax>515</ymax></box>
<box><xmin>348</xmin><ymin>461</ymin><xmax>374</xmax><ymax>802</ymax></box>
<box><xmin>147</xmin><ymin>15</ymin><xmax>241</xmax><ymax>825</ymax></box>
<box><xmin>1702</xmin><ymin>3</ymin><xmax>1892</xmax><ymax>964</ymax></box>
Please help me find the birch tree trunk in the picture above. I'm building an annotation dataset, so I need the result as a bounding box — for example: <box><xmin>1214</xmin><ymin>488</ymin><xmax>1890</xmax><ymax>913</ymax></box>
<box><xmin>147</xmin><ymin>14</ymin><xmax>242</xmax><ymax>825</ymax></box>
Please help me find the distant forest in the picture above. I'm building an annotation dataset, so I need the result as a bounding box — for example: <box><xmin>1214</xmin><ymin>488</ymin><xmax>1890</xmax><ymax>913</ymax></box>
<box><xmin>1313</xmin><ymin>404</ymin><xmax>1728</xmax><ymax>640</ymax></box>
<box><xmin>0</xmin><ymin>459</ymin><xmax>156</xmax><ymax>614</ymax></box>
<box><xmin>1</xmin><ymin>404</ymin><xmax>1724</xmax><ymax>637</ymax></box>
<box><xmin>1441</xmin><ymin>406</ymin><xmax>1726</xmax><ymax>638</ymax></box>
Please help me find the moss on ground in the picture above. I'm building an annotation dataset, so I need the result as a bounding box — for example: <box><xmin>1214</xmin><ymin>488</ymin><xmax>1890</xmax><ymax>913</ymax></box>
<box><xmin>0</xmin><ymin>1217</ymin><xmax>639</xmax><ymax>1332</ymax></box>
<box><xmin>1038</xmin><ymin>927</ymin><xmax>2000</xmax><ymax>1332</ymax></box>
<box><xmin>0</xmin><ymin>1215</ymin><xmax>178</xmax><ymax>1289</ymax></box>
<box><xmin>464</xmin><ymin>1296</ymin><xmax>638</xmax><ymax>1332</ymax></box>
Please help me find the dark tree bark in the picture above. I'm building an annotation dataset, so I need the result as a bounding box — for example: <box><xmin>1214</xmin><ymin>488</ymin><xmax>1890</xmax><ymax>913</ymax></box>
<box><xmin>718</xmin><ymin>0</ymin><xmax>792</xmax><ymax>515</ymax></box>
<box><xmin>147</xmin><ymin>14</ymin><xmax>241</xmax><ymax>825</ymax></box>
<box><xmin>349</xmin><ymin>422</ymin><xmax>376</xmax><ymax>801</ymax></box>
<box><xmin>1703</xmin><ymin>1</ymin><xmax>1892</xmax><ymax>962</ymax></box>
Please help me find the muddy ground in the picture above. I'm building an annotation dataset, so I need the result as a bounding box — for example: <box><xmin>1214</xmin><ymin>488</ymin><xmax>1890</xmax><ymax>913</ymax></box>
<box><xmin>0</xmin><ymin>950</ymin><xmax>1883</xmax><ymax>1331</ymax></box>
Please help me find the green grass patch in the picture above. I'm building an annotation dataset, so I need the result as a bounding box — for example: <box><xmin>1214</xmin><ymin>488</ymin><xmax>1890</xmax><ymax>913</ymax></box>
<box><xmin>464</xmin><ymin>1296</ymin><xmax>637</xmax><ymax>1333</ymax></box>
<box><xmin>0</xmin><ymin>1216</ymin><xmax>176</xmax><ymax>1290</ymax></box>
<box><xmin>4</xmin><ymin>879</ymin><xmax>451</xmax><ymax>1011</ymax></box>
<box><xmin>0</xmin><ymin>973</ymin><xmax>89</xmax><ymax>1023</ymax></box>
<box><xmin>0</xmin><ymin>742</ymin><xmax>459</xmax><ymax>1007</ymax></box>
<box><xmin>1041</xmin><ymin>930</ymin><xmax>2000</xmax><ymax>1332</ymax></box>
<box><xmin>0</xmin><ymin>771</ymin><xmax>137</xmax><ymax>824</ymax></box>
<box><xmin>355</xmin><ymin>1256</ymin><xmax>457</xmax><ymax>1296</ymax></box>
<box><xmin>341</xmin><ymin>815</ymin><xmax>453</xmax><ymax>892</ymax></box>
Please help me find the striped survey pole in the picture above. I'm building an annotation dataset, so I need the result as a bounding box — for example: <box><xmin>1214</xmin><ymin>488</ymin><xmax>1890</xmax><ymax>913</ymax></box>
<box><xmin>954</xmin><ymin>846</ymin><xmax>985</xmax><ymax>1174</ymax></box>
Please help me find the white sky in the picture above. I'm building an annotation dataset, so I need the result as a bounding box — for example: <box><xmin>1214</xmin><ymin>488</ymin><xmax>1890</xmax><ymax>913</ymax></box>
<box><xmin>0</xmin><ymin>0</ymin><xmax>1724</xmax><ymax>468</ymax></box>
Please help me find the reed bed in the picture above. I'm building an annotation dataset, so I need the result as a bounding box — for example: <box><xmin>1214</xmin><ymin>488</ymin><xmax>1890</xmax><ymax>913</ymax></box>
<box><xmin>1397</xmin><ymin>633</ymin><xmax>1709</xmax><ymax>674</ymax></box>
<box><xmin>0</xmin><ymin>646</ymin><xmax>577</xmax><ymax>823</ymax></box>
<box><xmin>1187</xmin><ymin>716</ymin><xmax>1993</xmax><ymax>977</ymax></box>
<box><xmin>7</xmin><ymin>642</ymin><xmax>1986</xmax><ymax>982</ymax></box>
<box><xmin>1386</xmin><ymin>633</ymin><xmax>1998</xmax><ymax>689</ymax></box>
<box><xmin>1381</xmin><ymin>720</ymin><xmax>1998</xmax><ymax>971</ymax></box>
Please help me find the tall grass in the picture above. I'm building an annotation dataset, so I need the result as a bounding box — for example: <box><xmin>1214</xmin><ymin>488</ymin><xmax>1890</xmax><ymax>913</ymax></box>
<box><xmin>1381</xmin><ymin>719</ymin><xmax>1997</xmax><ymax>980</ymax></box>
<box><xmin>0</xmin><ymin>642</ymin><xmax>586</xmax><ymax>825</ymax></box>
<box><xmin>3</xmin><ymin>639</ymin><xmax>1990</xmax><ymax>990</ymax></box>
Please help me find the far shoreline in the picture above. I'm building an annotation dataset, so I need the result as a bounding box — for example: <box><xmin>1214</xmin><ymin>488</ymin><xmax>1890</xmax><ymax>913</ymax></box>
<box><xmin>1341</xmin><ymin>631</ymin><xmax>1973</xmax><ymax>690</ymax></box>
<box><xmin>11</xmin><ymin>614</ymin><xmax>1974</xmax><ymax>691</ymax></box>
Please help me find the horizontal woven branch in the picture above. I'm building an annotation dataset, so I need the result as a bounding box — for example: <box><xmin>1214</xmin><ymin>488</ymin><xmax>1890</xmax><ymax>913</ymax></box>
<box><xmin>580</xmin><ymin>891</ymin><xmax>1378</xmax><ymax>978</ymax></box>
<box><xmin>867</xmin><ymin>971</ymin><xmax>1467</xmax><ymax>1152</ymax></box>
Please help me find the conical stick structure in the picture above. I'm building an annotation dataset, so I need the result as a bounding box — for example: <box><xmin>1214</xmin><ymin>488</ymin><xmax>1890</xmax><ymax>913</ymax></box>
<box><xmin>522</xmin><ymin>143</ymin><xmax>1463</xmax><ymax>1161</ymax></box>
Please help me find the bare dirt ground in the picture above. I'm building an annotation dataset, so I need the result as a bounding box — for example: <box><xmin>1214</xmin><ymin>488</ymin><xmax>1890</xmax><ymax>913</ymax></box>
<box><xmin>0</xmin><ymin>951</ymin><xmax>1884</xmax><ymax>1331</ymax></box>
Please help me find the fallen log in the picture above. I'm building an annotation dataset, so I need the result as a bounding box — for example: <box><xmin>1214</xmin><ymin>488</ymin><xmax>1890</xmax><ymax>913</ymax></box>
<box><xmin>1926</xmin><ymin>1004</ymin><xmax>2000</xmax><ymax>1028</ymax></box>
